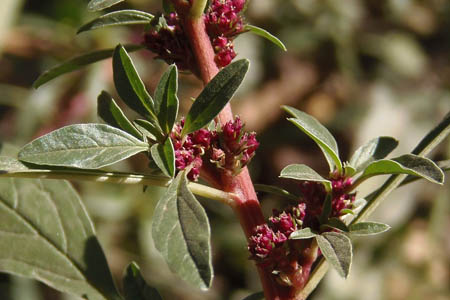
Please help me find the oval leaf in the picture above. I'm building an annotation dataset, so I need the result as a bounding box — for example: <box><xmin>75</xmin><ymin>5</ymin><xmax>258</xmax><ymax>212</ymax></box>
<box><xmin>0</xmin><ymin>178</ymin><xmax>121</xmax><ymax>300</ymax></box>
<box><xmin>152</xmin><ymin>171</ymin><xmax>213</xmax><ymax>289</ymax></box>
<box><xmin>88</xmin><ymin>0</ymin><xmax>124</xmax><ymax>11</ymax></box>
<box><xmin>282</xmin><ymin>106</ymin><xmax>342</xmax><ymax>173</ymax></box>
<box><xmin>349</xmin><ymin>222</ymin><xmax>390</xmax><ymax>236</ymax></box>
<box><xmin>18</xmin><ymin>124</ymin><xmax>149</xmax><ymax>169</ymax></box>
<box><xmin>97</xmin><ymin>90</ymin><xmax>143</xmax><ymax>139</ymax></box>
<box><xmin>280</xmin><ymin>164</ymin><xmax>331</xmax><ymax>190</ymax></box>
<box><xmin>33</xmin><ymin>44</ymin><xmax>143</xmax><ymax>88</ymax></box>
<box><xmin>316</xmin><ymin>232</ymin><xmax>352</xmax><ymax>278</ymax></box>
<box><xmin>150</xmin><ymin>138</ymin><xmax>175</xmax><ymax>178</ymax></box>
<box><xmin>113</xmin><ymin>44</ymin><xmax>156</xmax><ymax>119</ymax></box>
<box><xmin>154</xmin><ymin>65</ymin><xmax>179</xmax><ymax>134</ymax></box>
<box><xmin>182</xmin><ymin>59</ymin><xmax>249</xmax><ymax>135</ymax></box>
<box><xmin>123</xmin><ymin>262</ymin><xmax>163</xmax><ymax>300</ymax></box>
<box><xmin>361</xmin><ymin>154</ymin><xmax>444</xmax><ymax>184</ymax></box>
<box><xmin>290</xmin><ymin>227</ymin><xmax>317</xmax><ymax>240</ymax></box>
<box><xmin>78</xmin><ymin>10</ymin><xmax>153</xmax><ymax>34</ymax></box>
<box><xmin>245</xmin><ymin>24</ymin><xmax>287</xmax><ymax>51</ymax></box>
<box><xmin>349</xmin><ymin>136</ymin><xmax>398</xmax><ymax>172</ymax></box>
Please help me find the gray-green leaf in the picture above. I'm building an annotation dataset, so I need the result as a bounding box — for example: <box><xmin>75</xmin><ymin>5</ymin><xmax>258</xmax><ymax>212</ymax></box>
<box><xmin>348</xmin><ymin>222</ymin><xmax>390</xmax><ymax>236</ymax></box>
<box><xmin>113</xmin><ymin>44</ymin><xmax>156</xmax><ymax>119</ymax></box>
<box><xmin>282</xmin><ymin>106</ymin><xmax>342</xmax><ymax>173</ymax></box>
<box><xmin>97</xmin><ymin>90</ymin><xmax>143</xmax><ymax>140</ymax></box>
<box><xmin>78</xmin><ymin>10</ymin><xmax>153</xmax><ymax>34</ymax></box>
<box><xmin>245</xmin><ymin>25</ymin><xmax>287</xmax><ymax>51</ymax></box>
<box><xmin>152</xmin><ymin>171</ymin><xmax>213</xmax><ymax>289</ymax></box>
<box><xmin>123</xmin><ymin>262</ymin><xmax>163</xmax><ymax>300</ymax></box>
<box><xmin>154</xmin><ymin>65</ymin><xmax>179</xmax><ymax>134</ymax></box>
<box><xmin>289</xmin><ymin>227</ymin><xmax>317</xmax><ymax>240</ymax></box>
<box><xmin>182</xmin><ymin>59</ymin><xmax>249</xmax><ymax>135</ymax></box>
<box><xmin>316</xmin><ymin>232</ymin><xmax>352</xmax><ymax>278</ymax></box>
<box><xmin>360</xmin><ymin>154</ymin><xmax>444</xmax><ymax>184</ymax></box>
<box><xmin>134</xmin><ymin>119</ymin><xmax>165</xmax><ymax>143</ymax></box>
<box><xmin>18</xmin><ymin>124</ymin><xmax>149</xmax><ymax>169</ymax></box>
<box><xmin>279</xmin><ymin>164</ymin><xmax>331</xmax><ymax>190</ymax></box>
<box><xmin>150</xmin><ymin>138</ymin><xmax>175</xmax><ymax>178</ymax></box>
<box><xmin>0</xmin><ymin>178</ymin><xmax>120</xmax><ymax>300</ymax></box>
<box><xmin>88</xmin><ymin>0</ymin><xmax>124</xmax><ymax>11</ymax></box>
<box><xmin>349</xmin><ymin>136</ymin><xmax>398</xmax><ymax>172</ymax></box>
<box><xmin>33</xmin><ymin>44</ymin><xmax>143</xmax><ymax>88</ymax></box>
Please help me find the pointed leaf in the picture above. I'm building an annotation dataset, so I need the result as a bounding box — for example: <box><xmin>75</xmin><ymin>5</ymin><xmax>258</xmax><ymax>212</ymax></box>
<box><xmin>78</xmin><ymin>10</ymin><xmax>153</xmax><ymax>34</ymax></box>
<box><xmin>279</xmin><ymin>164</ymin><xmax>331</xmax><ymax>190</ymax></box>
<box><xmin>88</xmin><ymin>0</ymin><xmax>124</xmax><ymax>11</ymax></box>
<box><xmin>97</xmin><ymin>90</ymin><xmax>142</xmax><ymax>139</ymax></box>
<box><xmin>360</xmin><ymin>154</ymin><xmax>444</xmax><ymax>184</ymax></box>
<box><xmin>325</xmin><ymin>218</ymin><xmax>349</xmax><ymax>232</ymax></box>
<box><xmin>253</xmin><ymin>184</ymin><xmax>298</xmax><ymax>201</ymax></box>
<box><xmin>113</xmin><ymin>44</ymin><xmax>156</xmax><ymax>119</ymax></box>
<box><xmin>33</xmin><ymin>44</ymin><xmax>143</xmax><ymax>88</ymax></box>
<box><xmin>150</xmin><ymin>138</ymin><xmax>175</xmax><ymax>178</ymax></box>
<box><xmin>18</xmin><ymin>124</ymin><xmax>149</xmax><ymax>169</ymax></box>
<box><xmin>349</xmin><ymin>222</ymin><xmax>390</xmax><ymax>236</ymax></box>
<box><xmin>134</xmin><ymin>119</ymin><xmax>165</xmax><ymax>143</ymax></box>
<box><xmin>245</xmin><ymin>24</ymin><xmax>287</xmax><ymax>51</ymax></box>
<box><xmin>152</xmin><ymin>172</ymin><xmax>213</xmax><ymax>289</ymax></box>
<box><xmin>182</xmin><ymin>59</ymin><xmax>249</xmax><ymax>135</ymax></box>
<box><xmin>154</xmin><ymin>65</ymin><xmax>179</xmax><ymax>134</ymax></box>
<box><xmin>290</xmin><ymin>227</ymin><xmax>317</xmax><ymax>240</ymax></box>
<box><xmin>283</xmin><ymin>106</ymin><xmax>342</xmax><ymax>173</ymax></box>
<box><xmin>123</xmin><ymin>262</ymin><xmax>163</xmax><ymax>300</ymax></box>
<box><xmin>0</xmin><ymin>178</ymin><xmax>120</xmax><ymax>300</ymax></box>
<box><xmin>316</xmin><ymin>232</ymin><xmax>352</xmax><ymax>278</ymax></box>
<box><xmin>349</xmin><ymin>136</ymin><xmax>398</xmax><ymax>172</ymax></box>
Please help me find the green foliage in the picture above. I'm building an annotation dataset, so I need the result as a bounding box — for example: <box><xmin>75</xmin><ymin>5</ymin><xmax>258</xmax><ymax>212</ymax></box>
<box><xmin>0</xmin><ymin>178</ymin><xmax>121</xmax><ymax>300</ymax></box>
<box><xmin>18</xmin><ymin>124</ymin><xmax>149</xmax><ymax>169</ymax></box>
<box><xmin>349</xmin><ymin>136</ymin><xmax>398</xmax><ymax>172</ymax></box>
<box><xmin>348</xmin><ymin>222</ymin><xmax>390</xmax><ymax>236</ymax></box>
<box><xmin>245</xmin><ymin>25</ymin><xmax>287</xmax><ymax>51</ymax></box>
<box><xmin>289</xmin><ymin>228</ymin><xmax>317</xmax><ymax>240</ymax></box>
<box><xmin>78</xmin><ymin>10</ymin><xmax>154</xmax><ymax>34</ymax></box>
<box><xmin>253</xmin><ymin>184</ymin><xmax>298</xmax><ymax>201</ymax></box>
<box><xmin>150</xmin><ymin>138</ymin><xmax>175</xmax><ymax>178</ymax></box>
<box><xmin>33</xmin><ymin>45</ymin><xmax>143</xmax><ymax>88</ymax></box>
<box><xmin>123</xmin><ymin>262</ymin><xmax>163</xmax><ymax>300</ymax></box>
<box><xmin>88</xmin><ymin>0</ymin><xmax>124</xmax><ymax>11</ymax></box>
<box><xmin>152</xmin><ymin>171</ymin><xmax>213</xmax><ymax>289</ymax></box>
<box><xmin>282</xmin><ymin>105</ymin><xmax>342</xmax><ymax>173</ymax></box>
<box><xmin>279</xmin><ymin>164</ymin><xmax>331</xmax><ymax>191</ymax></box>
<box><xmin>181</xmin><ymin>59</ymin><xmax>249</xmax><ymax>135</ymax></box>
<box><xmin>154</xmin><ymin>65</ymin><xmax>179</xmax><ymax>135</ymax></box>
<box><xmin>316</xmin><ymin>232</ymin><xmax>352</xmax><ymax>279</ymax></box>
<box><xmin>134</xmin><ymin>119</ymin><xmax>165</xmax><ymax>143</ymax></box>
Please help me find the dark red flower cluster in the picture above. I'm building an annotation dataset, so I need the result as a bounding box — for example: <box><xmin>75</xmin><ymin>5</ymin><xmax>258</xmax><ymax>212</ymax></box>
<box><xmin>170</xmin><ymin>117</ymin><xmax>258</xmax><ymax>180</ymax></box>
<box><xmin>143</xmin><ymin>1</ymin><xmax>247</xmax><ymax>69</ymax></box>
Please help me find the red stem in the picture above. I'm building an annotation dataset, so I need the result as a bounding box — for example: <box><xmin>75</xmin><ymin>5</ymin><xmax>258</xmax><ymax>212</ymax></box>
<box><xmin>183</xmin><ymin>15</ymin><xmax>293</xmax><ymax>300</ymax></box>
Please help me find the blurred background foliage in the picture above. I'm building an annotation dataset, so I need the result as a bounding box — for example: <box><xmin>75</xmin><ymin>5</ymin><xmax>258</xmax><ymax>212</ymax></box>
<box><xmin>0</xmin><ymin>0</ymin><xmax>449</xmax><ymax>299</ymax></box>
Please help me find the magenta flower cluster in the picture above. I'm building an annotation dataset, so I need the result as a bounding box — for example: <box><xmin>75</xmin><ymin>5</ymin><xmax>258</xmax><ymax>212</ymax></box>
<box><xmin>170</xmin><ymin>117</ymin><xmax>258</xmax><ymax>181</ymax></box>
<box><xmin>143</xmin><ymin>0</ymin><xmax>247</xmax><ymax>70</ymax></box>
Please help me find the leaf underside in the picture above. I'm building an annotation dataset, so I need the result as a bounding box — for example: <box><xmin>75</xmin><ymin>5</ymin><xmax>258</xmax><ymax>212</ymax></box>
<box><xmin>316</xmin><ymin>232</ymin><xmax>352</xmax><ymax>278</ymax></box>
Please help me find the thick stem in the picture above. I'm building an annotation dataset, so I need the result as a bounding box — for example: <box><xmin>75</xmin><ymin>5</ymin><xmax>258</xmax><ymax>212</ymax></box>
<box><xmin>182</xmin><ymin>13</ymin><xmax>292</xmax><ymax>300</ymax></box>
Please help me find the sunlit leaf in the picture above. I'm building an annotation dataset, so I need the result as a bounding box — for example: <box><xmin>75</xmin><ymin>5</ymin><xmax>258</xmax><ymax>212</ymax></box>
<box><xmin>78</xmin><ymin>10</ymin><xmax>153</xmax><ymax>34</ymax></box>
<box><xmin>245</xmin><ymin>25</ymin><xmax>287</xmax><ymax>51</ymax></box>
<box><xmin>349</xmin><ymin>136</ymin><xmax>398</xmax><ymax>172</ymax></box>
<box><xmin>348</xmin><ymin>222</ymin><xmax>390</xmax><ymax>236</ymax></box>
<box><xmin>279</xmin><ymin>164</ymin><xmax>331</xmax><ymax>190</ymax></box>
<box><xmin>88</xmin><ymin>0</ymin><xmax>124</xmax><ymax>11</ymax></box>
<box><xmin>316</xmin><ymin>232</ymin><xmax>352</xmax><ymax>278</ymax></box>
<box><xmin>290</xmin><ymin>227</ymin><xmax>317</xmax><ymax>240</ymax></box>
<box><xmin>150</xmin><ymin>138</ymin><xmax>175</xmax><ymax>178</ymax></box>
<box><xmin>154</xmin><ymin>65</ymin><xmax>179</xmax><ymax>134</ymax></box>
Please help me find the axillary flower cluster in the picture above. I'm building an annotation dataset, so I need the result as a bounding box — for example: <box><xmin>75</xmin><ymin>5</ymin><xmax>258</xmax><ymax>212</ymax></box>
<box><xmin>143</xmin><ymin>0</ymin><xmax>247</xmax><ymax>70</ymax></box>
<box><xmin>248</xmin><ymin>174</ymin><xmax>356</xmax><ymax>286</ymax></box>
<box><xmin>170</xmin><ymin>117</ymin><xmax>259</xmax><ymax>181</ymax></box>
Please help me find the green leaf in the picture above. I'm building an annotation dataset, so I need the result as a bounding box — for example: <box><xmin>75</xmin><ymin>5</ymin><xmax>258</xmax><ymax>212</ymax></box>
<box><xmin>150</xmin><ymin>138</ymin><xmax>175</xmax><ymax>178</ymax></box>
<box><xmin>113</xmin><ymin>44</ymin><xmax>156</xmax><ymax>119</ymax></box>
<box><xmin>282</xmin><ymin>106</ymin><xmax>342</xmax><ymax>173</ymax></box>
<box><xmin>154</xmin><ymin>65</ymin><xmax>179</xmax><ymax>134</ymax></box>
<box><xmin>279</xmin><ymin>164</ymin><xmax>331</xmax><ymax>191</ymax></box>
<box><xmin>33</xmin><ymin>44</ymin><xmax>143</xmax><ymax>88</ymax></box>
<box><xmin>134</xmin><ymin>119</ymin><xmax>165</xmax><ymax>143</ymax></box>
<box><xmin>78</xmin><ymin>10</ymin><xmax>153</xmax><ymax>34</ymax></box>
<box><xmin>316</xmin><ymin>232</ymin><xmax>352</xmax><ymax>278</ymax></box>
<box><xmin>18</xmin><ymin>124</ymin><xmax>149</xmax><ymax>169</ymax></box>
<box><xmin>360</xmin><ymin>154</ymin><xmax>444</xmax><ymax>184</ymax></box>
<box><xmin>253</xmin><ymin>184</ymin><xmax>298</xmax><ymax>201</ymax></box>
<box><xmin>349</xmin><ymin>136</ymin><xmax>398</xmax><ymax>172</ymax></box>
<box><xmin>242</xmin><ymin>291</ymin><xmax>265</xmax><ymax>300</ymax></box>
<box><xmin>289</xmin><ymin>227</ymin><xmax>317</xmax><ymax>240</ymax></box>
<box><xmin>319</xmin><ymin>194</ymin><xmax>332</xmax><ymax>224</ymax></box>
<box><xmin>87</xmin><ymin>0</ymin><xmax>124</xmax><ymax>11</ymax></box>
<box><xmin>182</xmin><ymin>59</ymin><xmax>249</xmax><ymax>135</ymax></box>
<box><xmin>326</xmin><ymin>218</ymin><xmax>349</xmax><ymax>232</ymax></box>
<box><xmin>348</xmin><ymin>222</ymin><xmax>390</xmax><ymax>236</ymax></box>
<box><xmin>0</xmin><ymin>178</ymin><xmax>121</xmax><ymax>300</ymax></box>
<box><xmin>97</xmin><ymin>90</ymin><xmax>143</xmax><ymax>140</ymax></box>
<box><xmin>244</xmin><ymin>24</ymin><xmax>287</xmax><ymax>51</ymax></box>
<box><xmin>123</xmin><ymin>262</ymin><xmax>163</xmax><ymax>300</ymax></box>
<box><xmin>152</xmin><ymin>171</ymin><xmax>213</xmax><ymax>289</ymax></box>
